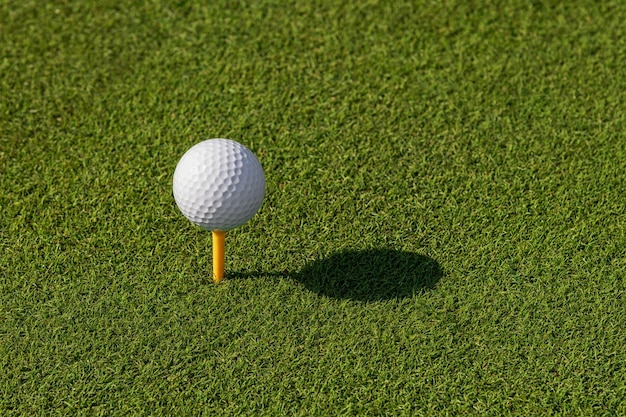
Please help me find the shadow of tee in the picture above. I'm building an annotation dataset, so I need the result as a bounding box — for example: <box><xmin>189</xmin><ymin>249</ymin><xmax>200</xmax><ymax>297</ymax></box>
<box><xmin>294</xmin><ymin>249</ymin><xmax>442</xmax><ymax>302</ymax></box>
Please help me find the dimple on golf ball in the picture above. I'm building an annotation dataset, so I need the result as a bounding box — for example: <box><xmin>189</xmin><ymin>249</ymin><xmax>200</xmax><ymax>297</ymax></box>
<box><xmin>173</xmin><ymin>139</ymin><xmax>265</xmax><ymax>231</ymax></box>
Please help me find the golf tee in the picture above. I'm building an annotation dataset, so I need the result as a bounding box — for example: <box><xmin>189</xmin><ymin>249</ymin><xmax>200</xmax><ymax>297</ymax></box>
<box><xmin>212</xmin><ymin>230</ymin><xmax>226</xmax><ymax>283</ymax></box>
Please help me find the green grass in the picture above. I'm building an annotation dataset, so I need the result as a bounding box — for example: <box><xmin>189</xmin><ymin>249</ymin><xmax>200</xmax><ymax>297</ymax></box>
<box><xmin>2</xmin><ymin>0</ymin><xmax>626</xmax><ymax>415</ymax></box>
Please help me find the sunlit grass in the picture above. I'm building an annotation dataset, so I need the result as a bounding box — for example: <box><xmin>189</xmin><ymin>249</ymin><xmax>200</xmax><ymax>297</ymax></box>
<box><xmin>2</xmin><ymin>0</ymin><xmax>626</xmax><ymax>415</ymax></box>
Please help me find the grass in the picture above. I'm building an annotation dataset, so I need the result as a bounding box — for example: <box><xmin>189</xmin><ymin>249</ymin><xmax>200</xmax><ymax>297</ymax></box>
<box><xmin>1</xmin><ymin>0</ymin><xmax>626</xmax><ymax>415</ymax></box>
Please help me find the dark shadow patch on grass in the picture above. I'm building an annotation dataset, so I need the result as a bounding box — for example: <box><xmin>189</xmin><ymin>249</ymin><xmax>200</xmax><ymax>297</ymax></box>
<box><xmin>296</xmin><ymin>249</ymin><xmax>442</xmax><ymax>302</ymax></box>
<box><xmin>229</xmin><ymin>249</ymin><xmax>442</xmax><ymax>302</ymax></box>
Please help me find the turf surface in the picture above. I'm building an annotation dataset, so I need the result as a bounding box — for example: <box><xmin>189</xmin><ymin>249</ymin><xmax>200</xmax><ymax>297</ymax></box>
<box><xmin>1</xmin><ymin>0</ymin><xmax>626</xmax><ymax>415</ymax></box>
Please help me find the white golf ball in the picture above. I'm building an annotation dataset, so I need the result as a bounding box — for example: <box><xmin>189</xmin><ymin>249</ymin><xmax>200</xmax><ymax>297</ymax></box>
<box><xmin>173</xmin><ymin>139</ymin><xmax>265</xmax><ymax>231</ymax></box>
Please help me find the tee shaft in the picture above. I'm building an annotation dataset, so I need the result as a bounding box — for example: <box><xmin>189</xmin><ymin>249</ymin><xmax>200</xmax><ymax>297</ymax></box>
<box><xmin>212</xmin><ymin>230</ymin><xmax>226</xmax><ymax>283</ymax></box>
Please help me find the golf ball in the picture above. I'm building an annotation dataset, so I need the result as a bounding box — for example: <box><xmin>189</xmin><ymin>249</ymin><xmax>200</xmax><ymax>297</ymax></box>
<box><xmin>173</xmin><ymin>139</ymin><xmax>265</xmax><ymax>231</ymax></box>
